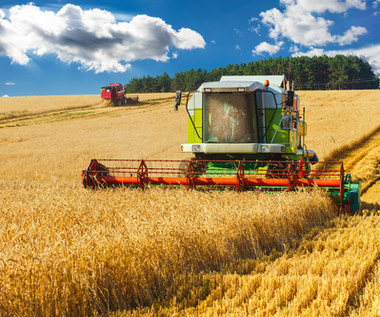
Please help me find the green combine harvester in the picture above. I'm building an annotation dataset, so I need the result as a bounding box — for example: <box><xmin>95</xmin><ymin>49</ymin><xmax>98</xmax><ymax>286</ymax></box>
<box><xmin>83</xmin><ymin>75</ymin><xmax>361</xmax><ymax>212</ymax></box>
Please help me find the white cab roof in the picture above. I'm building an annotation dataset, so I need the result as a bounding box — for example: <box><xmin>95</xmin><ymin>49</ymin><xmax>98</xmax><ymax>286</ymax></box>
<box><xmin>220</xmin><ymin>75</ymin><xmax>285</xmax><ymax>88</ymax></box>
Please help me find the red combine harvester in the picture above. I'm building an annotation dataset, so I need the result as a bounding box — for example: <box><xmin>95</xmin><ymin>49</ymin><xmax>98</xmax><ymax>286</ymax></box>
<box><xmin>100</xmin><ymin>83</ymin><xmax>138</xmax><ymax>106</ymax></box>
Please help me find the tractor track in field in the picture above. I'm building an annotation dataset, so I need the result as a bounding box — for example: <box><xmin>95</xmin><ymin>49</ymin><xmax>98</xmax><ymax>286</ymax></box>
<box><xmin>327</xmin><ymin>125</ymin><xmax>380</xmax><ymax>171</ymax></box>
<box><xmin>332</xmin><ymin>126</ymin><xmax>380</xmax><ymax>315</ymax></box>
<box><xmin>344</xmin><ymin>253</ymin><xmax>380</xmax><ymax>316</ymax></box>
<box><xmin>343</xmin><ymin>127</ymin><xmax>380</xmax><ymax>173</ymax></box>
<box><xmin>328</xmin><ymin>125</ymin><xmax>380</xmax><ymax>197</ymax></box>
<box><xmin>0</xmin><ymin>98</ymin><xmax>173</xmax><ymax>129</ymax></box>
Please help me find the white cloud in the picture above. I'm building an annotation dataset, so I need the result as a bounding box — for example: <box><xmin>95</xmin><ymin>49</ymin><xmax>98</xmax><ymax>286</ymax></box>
<box><xmin>253</xmin><ymin>41</ymin><xmax>283</xmax><ymax>55</ymax></box>
<box><xmin>286</xmin><ymin>0</ymin><xmax>366</xmax><ymax>13</ymax></box>
<box><xmin>249</xmin><ymin>24</ymin><xmax>261</xmax><ymax>34</ymax></box>
<box><xmin>260</xmin><ymin>7</ymin><xmax>335</xmax><ymax>46</ymax></box>
<box><xmin>336</xmin><ymin>26</ymin><xmax>367</xmax><ymax>45</ymax></box>
<box><xmin>233</xmin><ymin>28</ymin><xmax>243</xmax><ymax>37</ymax></box>
<box><xmin>292</xmin><ymin>47</ymin><xmax>326</xmax><ymax>57</ymax></box>
<box><xmin>235</xmin><ymin>45</ymin><xmax>241</xmax><ymax>50</ymax></box>
<box><xmin>258</xmin><ymin>0</ymin><xmax>367</xmax><ymax>47</ymax></box>
<box><xmin>293</xmin><ymin>44</ymin><xmax>380</xmax><ymax>75</ymax></box>
<box><xmin>0</xmin><ymin>3</ymin><xmax>205</xmax><ymax>73</ymax></box>
<box><xmin>2</xmin><ymin>94</ymin><xmax>9</xmax><ymax>97</ymax></box>
<box><xmin>5</xmin><ymin>82</ymin><xmax>15</xmax><ymax>85</ymax></box>
<box><xmin>289</xmin><ymin>44</ymin><xmax>300</xmax><ymax>53</ymax></box>
<box><xmin>173</xmin><ymin>27</ymin><xmax>206</xmax><ymax>49</ymax></box>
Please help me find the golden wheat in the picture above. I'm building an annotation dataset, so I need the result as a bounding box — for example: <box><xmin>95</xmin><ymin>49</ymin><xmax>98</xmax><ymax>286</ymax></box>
<box><xmin>0</xmin><ymin>95</ymin><xmax>101</xmax><ymax>117</ymax></box>
<box><xmin>0</xmin><ymin>93</ymin><xmax>176</xmax><ymax>118</ymax></box>
<box><xmin>0</xmin><ymin>183</ymin><xmax>336</xmax><ymax>316</ymax></box>
<box><xmin>349</xmin><ymin>257</ymin><xmax>380</xmax><ymax>316</ymax></box>
<box><xmin>0</xmin><ymin>91</ymin><xmax>379</xmax><ymax>316</ymax></box>
<box><xmin>1</xmin><ymin>91</ymin><xmax>379</xmax><ymax>185</ymax></box>
<box><xmin>123</xmin><ymin>210</ymin><xmax>379</xmax><ymax>316</ymax></box>
<box><xmin>298</xmin><ymin>90</ymin><xmax>380</xmax><ymax>159</ymax></box>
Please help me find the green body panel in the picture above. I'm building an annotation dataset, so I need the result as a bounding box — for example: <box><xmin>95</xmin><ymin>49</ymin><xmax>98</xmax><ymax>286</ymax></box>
<box><xmin>345</xmin><ymin>176</ymin><xmax>361</xmax><ymax>212</ymax></box>
<box><xmin>207</xmin><ymin>161</ymin><xmax>270</xmax><ymax>171</ymax></box>
<box><xmin>264</xmin><ymin>109</ymin><xmax>298</xmax><ymax>154</ymax></box>
<box><xmin>346</xmin><ymin>183</ymin><xmax>361</xmax><ymax>212</ymax></box>
<box><xmin>187</xmin><ymin>109</ymin><xmax>203</xmax><ymax>143</ymax></box>
<box><xmin>265</xmin><ymin>109</ymin><xmax>288</xmax><ymax>144</ymax></box>
<box><xmin>283</xmin><ymin>153</ymin><xmax>303</xmax><ymax>161</ymax></box>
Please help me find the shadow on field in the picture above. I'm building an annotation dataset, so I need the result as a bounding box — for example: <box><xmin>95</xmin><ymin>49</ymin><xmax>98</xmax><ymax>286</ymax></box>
<box><xmin>360</xmin><ymin>201</ymin><xmax>380</xmax><ymax>211</ymax></box>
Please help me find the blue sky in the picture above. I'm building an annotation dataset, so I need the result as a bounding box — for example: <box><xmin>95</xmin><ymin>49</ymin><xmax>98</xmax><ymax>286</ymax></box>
<box><xmin>1</xmin><ymin>0</ymin><xmax>380</xmax><ymax>96</ymax></box>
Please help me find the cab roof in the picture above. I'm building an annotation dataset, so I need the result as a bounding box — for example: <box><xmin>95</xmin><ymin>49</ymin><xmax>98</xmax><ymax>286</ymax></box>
<box><xmin>220</xmin><ymin>75</ymin><xmax>285</xmax><ymax>88</ymax></box>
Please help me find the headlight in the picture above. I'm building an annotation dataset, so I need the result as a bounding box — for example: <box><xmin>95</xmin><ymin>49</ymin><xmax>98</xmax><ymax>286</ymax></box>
<box><xmin>260</xmin><ymin>145</ymin><xmax>270</xmax><ymax>152</ymax></box>
<box><xmin>192</xmin><ymin>145</ymin><xmax>201</xmax><ymax>152</ymax></box>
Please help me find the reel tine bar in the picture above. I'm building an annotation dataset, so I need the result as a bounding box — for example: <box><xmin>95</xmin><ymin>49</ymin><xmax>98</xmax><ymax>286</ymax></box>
<box><xmin>82</xmin><ymin>159</ymin><xmax>345</xmax><ymax>193</ymax></box>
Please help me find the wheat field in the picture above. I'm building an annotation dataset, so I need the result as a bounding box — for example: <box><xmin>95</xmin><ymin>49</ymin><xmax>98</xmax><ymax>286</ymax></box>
<box><xmin>0</xmin><ymin>93</ymin><xmax>176</xmax><ymax>116</ymax></box>
<box><xmin>0</xmin><ymin>90</ymin><xmax>379</xmax><ymax>316</ymax></box>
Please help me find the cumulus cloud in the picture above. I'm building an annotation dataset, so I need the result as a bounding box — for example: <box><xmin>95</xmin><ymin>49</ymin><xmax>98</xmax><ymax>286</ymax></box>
<box><xmin>260</xmin><ymin>7</ymin><xmax>334</xmax><ymax>46</ymax></box>
<box><xmin>288</xmin><ymin>0</ymin><xmax>366</xmax><ymax>13</ymax></box>
<box><xmin>249</xmin><ymin>25</ymin><xmax>261</xmax><ymax>34</ymax></box>
<box><xmin>258</xmin><ymin>0</ymin><xmax>367</xmax><ymax>47</ymax></box>
<box><xmin>5</xmin><ymin>82</ymin><xmax>15</xmax><ymax>85</ymax></box>
<box><xmin>248</xmin><ymin>18</ymin><xmax>261</xmax><ymax>34</ymax></box>
<box><xmin>250</xmin><ymin>0</ymin><xmax>379</xmax><ymax>74</ymax></box>
<box><xmin>0</xmin><ymin>3</ymin><xmax>205</xmax><ymax>73</ymax></box>
<box><xmin>253</xmin><ymin>41</ymin><xmax>283</xmax><ymax>55</ymax></box>
<box><xmin>336</xmin><ymin>26</ymin><xmax>367</xmax><ymax>45</ymax></box>
<box><xmin>289</xmin><ymin>44</ymin><xmax>300</xmax><ymax>53</ymax></box>
<box><xmin>293</xmin><ymin>44</ymin><xmax>380</xmax><ymax>75</ymax></box>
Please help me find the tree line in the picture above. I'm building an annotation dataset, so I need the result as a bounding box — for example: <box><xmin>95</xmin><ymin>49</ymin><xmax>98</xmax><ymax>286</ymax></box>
<box><xmin>124</xmin><ymin>55</ymin><xmax>379</xmax><ymax>93</ymax></box>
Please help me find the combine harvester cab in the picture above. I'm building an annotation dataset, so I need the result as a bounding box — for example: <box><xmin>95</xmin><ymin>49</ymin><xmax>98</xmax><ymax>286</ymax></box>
<box><xmin>84</xmin><ymin>75</ymin><xmax>361</xmax><ymax>213</ymax></box>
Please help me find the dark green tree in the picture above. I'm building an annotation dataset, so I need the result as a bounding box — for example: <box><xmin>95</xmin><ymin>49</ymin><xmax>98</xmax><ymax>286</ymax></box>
<box><xmin>124</xmin><ymin>55</ymin><xmax>379</xmax><ymax>92</ymax></box>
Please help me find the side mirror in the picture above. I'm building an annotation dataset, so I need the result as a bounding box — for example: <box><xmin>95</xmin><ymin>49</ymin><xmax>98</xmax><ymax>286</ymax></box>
<box><xmin>286</xmin><ymin>90</ymin><xmax>294</xmax><ymax>107</ymax></box>
<box><xmin>174</xmin><ymin>90</ymin><xmax>182</xmax><ymax>111</ymax></box>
